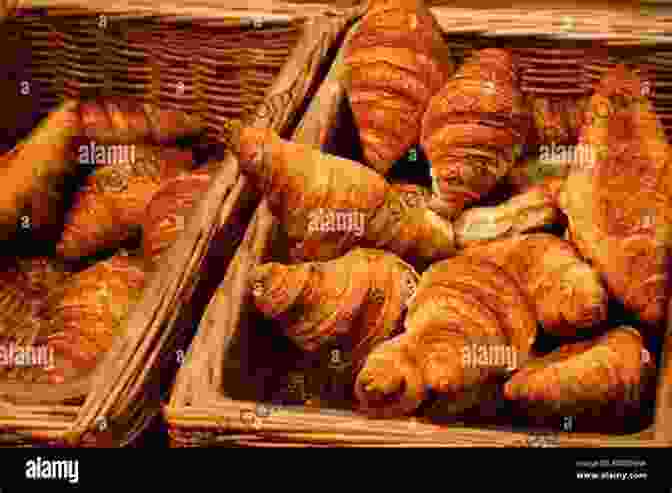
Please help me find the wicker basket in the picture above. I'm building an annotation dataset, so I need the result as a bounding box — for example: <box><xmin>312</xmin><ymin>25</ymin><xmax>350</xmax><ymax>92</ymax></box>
<box><xmin>0</xmin><ymin>4</ymin><xmax>353</xmax><ymax>447</ymax></box>
<box><xmin>165</xmin><ymin>6</ymin><xmax>672</xmax><ymax>447</ymax></box>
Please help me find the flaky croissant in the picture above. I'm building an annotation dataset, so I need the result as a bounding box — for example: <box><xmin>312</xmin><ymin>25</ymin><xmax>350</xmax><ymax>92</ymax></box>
<box><xmin>504</xmin><ymin>326</ymin><xmax>655</xmax><ymax>418</ymax></box>
<box><xmin>56</xmin><ymin>146</ymin><xmax>193</xmax><ymax>260</ymax></box>
<box><xmin>0</xmin><ymin>99</ymin><xmax>81</xmax><ymax>242</ymax></box>
<box><xmin>558</xmin><ymin>65</ymin><xmax>672</xmax><ymax>326</ymax></box>
<box><xmin>342</xmin><ymin>0</ymin><xmax>454</xmax><ymax>175</ymax></box>
<box><xmin>45</xmin><ymin>253</ymin><xmax>146</xmax><ymax>384</ymax></box>
<box><xmin>421</xmin><ymin>48</ymin><xmax>529</xmax><ymax>219</ymax></box>
<box><xmin>250</xmin><ymin>248</ymin><xmax>419</xmax><ymax>375</ymax></box>
<box><xmin>463</xmin><ymin>233</ymin><xmax>608</xmax><ymax>336</ymax></box>
<box><xmin>355</xmin><ymin>256</ymin><xmax>537</xmax><ymax>418</ymax></box>
<box><xmin>229</xmin><ymin>125</ymin><xmax>455</xmax><ymax>268</ymax></box>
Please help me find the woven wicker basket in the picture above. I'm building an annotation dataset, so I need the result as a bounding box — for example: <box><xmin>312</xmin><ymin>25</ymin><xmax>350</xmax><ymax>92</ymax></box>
<box><xmin>0</xmin><ymin>3</ymin><xmax>353</xmax><ymax>447</ymax></box>
<box><xmin>165</xmin><ymin>6</ymin><xmax>672</xmax><ymax>447</ymax></box>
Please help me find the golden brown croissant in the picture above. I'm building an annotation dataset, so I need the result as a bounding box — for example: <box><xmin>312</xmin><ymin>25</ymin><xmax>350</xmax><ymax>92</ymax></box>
<box><xmin>342</xmin><ymin>0</ymin><xmax>454</xmax><ymax>175</ymax></box>
<box><xmin>0</xmin><ymin>99</ymin><xmax>82</xmax><ymax>242</ymax></box>
<box><xmin>56</xmin><ymin>146</ymin><xmax>193</xmax><ymax>260</ymax></box>
<box><xmin>355</xmin><ymin>256</ymin><xmax>537</xmax><ymax>418</ymax></box>
<box><xmin>504</xmin><ymin>326</ymin><xmax>655</xmax><ymax>418</ymax></box>
<box><xmin>421</xmin><ymin>48</ymin><xmax>529</xmax><ymax>219</ymax></box>
<box><xmin>141</xmin><ymin>170</ymin><xmax>212</xmax><ymax>271</ymax></box>
<box><xmin>558</xmin><ymin>65</ymin><xmax>672</xmax><ymax>326</ymax></box>
<box><xmin>463</xmin><ymin>233</ymin><xmax>608</xmax><ymax>336</ymax></box>
<box><xmin>45</xmin><ymin>253</ymin><xmax>146</xmax><ymax>384</ymax></box>
<box><xmin>229</xmin><ymin>125</ymin><xmax>455</xmax><ymax>268</ymax></box>
<box><xmin>453</xmin><ymin>178</ymin><xmax>565</xmax><ymax>248</ymax></box>
<box><xmin>250</xmin><ymin>248</ymin><xmax>419</xmax><ymax>375</ymax></box>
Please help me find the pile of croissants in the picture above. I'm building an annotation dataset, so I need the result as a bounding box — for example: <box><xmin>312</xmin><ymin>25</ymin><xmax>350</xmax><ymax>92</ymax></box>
<box><xmin>0</xmin><ymin>98</ymin><xmax>212</xmax><ymax>386</ymax></box>
<box><xmin>231</xmin><ymin>0</ymin><xmax>668</xmax><ymax>426</ymax></box>
<box><xmin>1</xmin><ymin>0</ymin><xmax>667</xmax><ymax>430</ymax></box>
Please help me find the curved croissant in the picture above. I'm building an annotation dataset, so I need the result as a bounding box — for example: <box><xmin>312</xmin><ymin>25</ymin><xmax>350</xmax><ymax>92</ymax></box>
<box><xmin>45</xmin><ymin>253</ymin><xmax>146</xmax><ymax>384</ymax></box>
<box><xmin>250</xmin><ymin>248</ymin><xmax>419</xmax><ymax>375</ymax></box>
<box><xmin>0</xmin><ymin>99</ymin><xmax>81</xmax><ymax>242</ymax></box>
<box><xmin>463</xmin><ymin>233</ymin><xmax>608</xmax><ymax>336</ymax></box>
<box><xmin>504</xmin><ymin>326</ymin><xmax>655</xmax><ymax>417</ymax></box>
<box><xmin>558</xmin><ymin>65</ymin><xmax>672</xmax><ymax>326</ymax></box>
<box><xmin>342</xmin><ymin>0</ymin><xmax>454</xmax><ymax>175</ymax></box>
<box><xmin>230</xmin><ymin>125</ymin><xmax>455</xmax><ymax>268</ymax></box>
<box><xmin>142</xmin><ymin>170</ymin><xmax>212</xmax><ymax>271</ymax></box>
<box><xmin>355</xmin><ymin>256</ymin><xmax>537</xmax><ymax>418</ymax></box>
<box><xmin>56</xmin><ymin>146</ymin><xmax>193</xmax><ymax>260</ymax></box>
<box><xmin>421</xmin><ymin>48</ymin><xmax>529</xmax><ymax>219</ymax></box>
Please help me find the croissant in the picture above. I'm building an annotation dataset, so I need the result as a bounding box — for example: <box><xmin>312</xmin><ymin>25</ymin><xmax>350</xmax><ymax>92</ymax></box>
<box><xmin>421</xmin><ymin>48</ymin><xmax>529</xmax><ymax>219</ymax></box>
<box><xmin>463</xmin><ymin>233</ymin><xmax>608</xmax><ymax>336</ymax></box>
<box><xmin>342</xmin><ymin>0</ymin><xmax>454</xmax><ymax>174</ymax></box>
<box><xmin>250</xmin><ymin>248</ymin><xmax>419</xmax><ymax>375</ymax></box>
<box><xmin>558</xmin><ymin>65</ymin><xmax>672</xmax><ymax>326</ymax></box>
<box><xmin>355</xmin><ymin>256</ymin><xmax>537</xmax><ymax>418</ymax></box>
<box><xmin>453</xmin><ymin>177</ymin><xmax>565</xmax><ymax>248</ymax></box>
<box><xmin>141</xmin><ymin>170</ymin><xmax>212</xmax><ymax>271</ymax></box>
<box><xmin>77</xmin><ymin>97</ymin><xmax>205</xmax><ymax>145</ymax></box>
<box><xmin>56</xmin><ymin>146</ymin><xmax>194</xmax><ymax>260</ymax></box>
<box><xmin>0</xmin><ymin>99</ymin><xmax>82</xmax><ymax>242</ymax></box>
<box><xmin>45</xmin><ymin>253</ymin><xmax>146</xmax><ymax>384</ymax></box>
<box><xmin>504</xmin><ymin>326</ymin><xmax>656</xmax><ymax>418</ymax></box>
<box><xmin>228</xmin><ymin>125</ymin><xmax>455</xmax><ymax>268</ymax></box>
